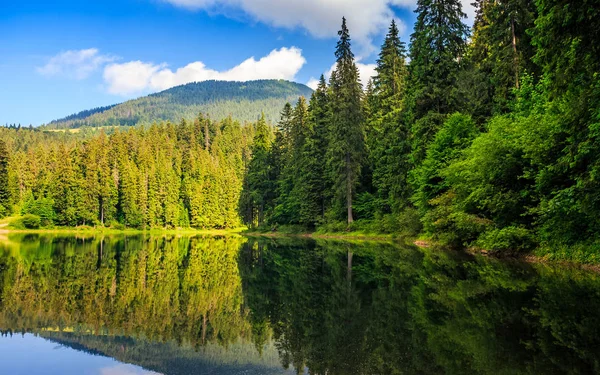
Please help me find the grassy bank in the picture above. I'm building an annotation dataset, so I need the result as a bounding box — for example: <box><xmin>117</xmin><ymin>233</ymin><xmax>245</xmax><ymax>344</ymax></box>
<box><xmin>0</xmin><ymin>216</ymin><xmax>245</xmax><ymax>236</ymax></box>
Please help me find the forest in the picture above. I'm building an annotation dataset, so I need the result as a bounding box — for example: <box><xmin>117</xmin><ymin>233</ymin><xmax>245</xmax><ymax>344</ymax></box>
<box><xmin>0</xmin><ymin>115</ymin><xmax>253</xmax><ymax>229</ymax></box>
<box><xmin>0</xmin><ymin>0</ymin><xmax>599</xmax><ymax>260</ymax></box>
<box><xmin>241</xmin><ymin>0</ymin><xmax>600</xmax><ymax>261</ymax></box>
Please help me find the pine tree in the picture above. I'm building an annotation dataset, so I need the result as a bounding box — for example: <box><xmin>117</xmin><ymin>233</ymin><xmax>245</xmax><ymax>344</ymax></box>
<box><xmin>369</xmin><ymin>20</ymin><xmax>411</xmax><ymax>213</ymax></box>
<box><xmin>306</xmin><ymin>75</ymin><xmax>331</xmax><ymax>221</ymax></box>
<box><xmin>469</xmin><ymin>0</ymin><xmax>537</xmax><ymax>114</ymax></box>
<box><xmin>409</xmin><ymin>0</ymin><xmax>469</xmax><ymax>164</ymax></box>
<box><xmin>0</xmin><ymin>140</ymin><xmax>10</xmax><ymax>215</ymax></box>
<box><xmin>283</xmin><ymin>96</ymin><xmax>309</xmax><ymax>224</ymax></box>
<box><xmin>327</xmin><ymin>17</ymin><xmax>365</xmax><ymax>224</ymax></box>
<box><xmin>242</xmin><ymin>113</ymin><xmax>273</xmax><ymax>226</ymax></box>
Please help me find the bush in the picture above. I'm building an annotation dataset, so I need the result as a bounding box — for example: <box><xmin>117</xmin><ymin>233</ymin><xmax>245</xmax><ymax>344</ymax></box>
<box><xmin>20</xmin><ymin>214</ymin><xmax>42</xmax><ymax>229</ymax></box>
<box><xmin>395</xmin><ymin>208</ymin><xmax>423</xmax><ymax>238</ymax></box>
<box><xmin>317</xmin><ymin>221</ymin><xmax>349</xmax><ymax>233</ymax></box>
<box><xmin>109</xmin><ymin>221</ymin><xmax>125</xmax><ymax>230</ymax></box>
<box><xmin>21</xmin><ymin>197</ymin><xmax>55</xmax><ymax>226</ymax></box>
<box><xmin>476</xmin><ymin>226</ymin><xmax>536</xmax><ymax>254</ymax></box>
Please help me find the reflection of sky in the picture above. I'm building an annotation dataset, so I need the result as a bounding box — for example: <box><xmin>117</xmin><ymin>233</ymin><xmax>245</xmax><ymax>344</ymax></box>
<box><xmin>0</xmin><ymin>334</ymin><xmax>162</xmax><ymax>375</ymax></box>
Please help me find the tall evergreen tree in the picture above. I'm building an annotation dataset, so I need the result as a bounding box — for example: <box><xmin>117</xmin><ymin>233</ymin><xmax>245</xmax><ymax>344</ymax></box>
<box><xmin>241</xmin><ymin>113</ymin><xmax>273</xmax><ymax>226</ymax></box>
<box><xmin>0</xmin><ymin>140</ymin><xmax>10</xmax><ymax>215</ymax></box>
<box><xmin>369</xmin><ymin>20</ymin><xmax>411</xmax><ymax>213</ymax></box>
<box><xmin>469</xmin><ymin>0</ymin><xmax>537</xmax><ymax>114</ymax></box>
<box><xmin>327</xmin><ymin>17</ymin><xmax>365</xmax><ymax>223</ymax></box>
<box><xmin>305</xmin><ymin>75</ymin><xmax>331</xmax><ymax>222</ymax></box>
<box><xmin>409</xmin><ymin>0</ymin><xmax>469</xmax><ymax>164</ymax></box>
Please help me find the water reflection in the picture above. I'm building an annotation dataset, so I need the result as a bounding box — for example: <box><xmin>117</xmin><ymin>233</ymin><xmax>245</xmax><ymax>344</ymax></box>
<box><xmin>0</xmin><ymin>234</ymin><xmax>599</xmax><ymax>374</ymax></box>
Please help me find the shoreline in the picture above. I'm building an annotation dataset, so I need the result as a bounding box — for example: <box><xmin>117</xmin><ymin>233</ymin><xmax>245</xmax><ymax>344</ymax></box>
<box><xmin>0</xmin><ymin>227</ymin><xmax>245</xmax><ymax>236</ymax></box>
<box><xmin>3</xmin><ymin>226</ymin><xmax>600</xmax><ymax>268</ymax></box>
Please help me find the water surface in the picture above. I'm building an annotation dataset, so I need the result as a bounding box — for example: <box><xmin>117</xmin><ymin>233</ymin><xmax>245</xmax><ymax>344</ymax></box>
<box><xmin>0</xmin><ymin>234</ymin><xmax>599</xmax><ymax>374</ymax></box>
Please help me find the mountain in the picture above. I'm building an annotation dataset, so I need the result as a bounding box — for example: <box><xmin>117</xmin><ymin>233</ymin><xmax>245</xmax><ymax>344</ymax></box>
<box><xmin>47</xmin><ymin>79</ymin><xmax>313</xmax><ymax>128</ymax></box>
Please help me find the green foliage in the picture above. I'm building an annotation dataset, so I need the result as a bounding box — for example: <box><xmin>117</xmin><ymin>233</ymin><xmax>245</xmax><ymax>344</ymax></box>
<box><xmin>408</xmin><ymin>0</ymin><xmax>469</xmax><ymax>165</ymax></box>
<box><xmin>470</xmin><ymin>0</ymin><xmax>538</xmax><ymax>114</ymax></box>
<box><xmin>0</xmin><ymin>140</ymin><xmax>9</xmax><ymax>214</ymax></box>
<box><xmin>22</xmin><ymin>197</ymin><xmax>56</xmax><ymax>226</ymax></box>
<box><xmin>3</xmin><ymin>115</ymin><xmax>251</xmax><ymax>229</ymax></box>
<box><xmin>412</xmin><ymin>113</ymin><xmax>480</xmax><ymax>230</ymax></box>
<box><xmin>368</xmin><ymin>20</ymin><xmax>411</xmax><ymax>214</ymax></box>
<box><xmin>240</xmin><ymin>114</ymin><xmax>274</xmax><ymax>227</ymax></box>
<box><xmin>326</xmin><ymin>18</ymin><xmax>365</xmax><ymax>223</ymax></box>
<box><xmin>20</xmin><ymin>214</ymin><xmax>41</xmax><ymax>229</ymax></box>
<box><xmin>476</xmin><ymin>226</ymin><xmax>535</xmax><ymax>254</ymax></box>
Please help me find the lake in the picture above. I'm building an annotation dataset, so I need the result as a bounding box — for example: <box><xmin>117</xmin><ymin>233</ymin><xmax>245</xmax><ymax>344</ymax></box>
<box><xmin>0</xmin><ymin>234</ymin><xmax>599</xmax><ymax>374</ymax></box>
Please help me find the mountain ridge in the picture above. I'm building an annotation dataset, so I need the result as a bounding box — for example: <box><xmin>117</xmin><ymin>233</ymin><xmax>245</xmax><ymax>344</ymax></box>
<box><xmin>47</xmin><ymin>79</ymin><xmax>313</xmax><ymax>128</ymax></box>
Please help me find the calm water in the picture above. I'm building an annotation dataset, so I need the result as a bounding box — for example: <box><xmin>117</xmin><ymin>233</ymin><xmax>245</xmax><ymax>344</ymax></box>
<box><xmin>0</xmin><ymin>234</ymin><xmax>599</xmax><ymax>374</ymax></box>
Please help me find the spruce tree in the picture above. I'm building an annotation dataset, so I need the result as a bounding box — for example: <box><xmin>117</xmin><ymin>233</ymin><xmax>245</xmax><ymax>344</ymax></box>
<box><xmin>469</xmin><ymin>0</ymin><xmax>537</xmax><ymax>114</ymax></box>
<box><xmin>369</xmin><ymin>20</ymin><xmax>411</xmax><ymax>213</ymax></box>
<box><xmin>327</xmin><ymin>17</ymin><xmax>365</xmax><ymax>223</ymax></box>
<box><xmin>0</xmin><ymin>140</ymin><xmax>10</xmax><ymax>215</ymax></box>
<box><xmin>409</xmin><ymin>0</ymin><xmax>469</xmax><ymax>164</ymax></box>
<box><xmin>243</xmin><ymin>113</ymin><xmax>273</xmax><ymax>226</ymax></box>
<box><xmin>306</xmin><ymin>75</ymin><xmax>331</xmax><ymax>221</ymax></box>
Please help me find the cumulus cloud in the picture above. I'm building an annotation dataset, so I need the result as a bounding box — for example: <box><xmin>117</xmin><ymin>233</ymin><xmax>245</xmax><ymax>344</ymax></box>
<box><xmin>37</xmin><ymin>48</ymin><xmax>116</xmax><ymax>80</ymax></box>
<box><xmin>161</xmin><ymin>0</ymin><xmax>416</xmax><ymax>55</ymax></box>
<box><xmin>306</xmin><ymin>77</ymin><xmax>320</xmax><ymax>90</ymax></box>
<box><xmin>103</xmin><ymin>47</ymin><xmax>306</xmax><ymax>96</ymax></box>
<box><xmin>160</xmin><ymin>1</ymin><xmax>476</xmax><ymax>54</ymax></box>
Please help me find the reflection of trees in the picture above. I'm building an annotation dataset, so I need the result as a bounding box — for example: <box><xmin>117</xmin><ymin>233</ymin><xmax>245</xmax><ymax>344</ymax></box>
<box><xmin>0</xmin><ymin>234</ymin><xmax>249</xmax><ymax>349</ymax></box>
<box><xmin>240</xmin><ymin>238</ymin><xmax>600</xmax><ymax>375</ymax></box>
<box><xmin>2</xmin><ymin>234</ymin><xmax>600</xmax><ymax>374</ymax></box>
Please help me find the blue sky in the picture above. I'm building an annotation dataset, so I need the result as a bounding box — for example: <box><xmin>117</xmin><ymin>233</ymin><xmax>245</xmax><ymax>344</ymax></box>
<box><xmin>0</xmin><ymin>0</ymin><xmax>474</xmax><ymax>126</ymax></box>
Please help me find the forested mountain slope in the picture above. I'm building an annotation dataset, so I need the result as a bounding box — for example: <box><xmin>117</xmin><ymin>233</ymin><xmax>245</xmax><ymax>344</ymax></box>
<box><xmin>47</xmin><ymin>80</ymin><xmax>313</xmax><ymax>128</ymax></box>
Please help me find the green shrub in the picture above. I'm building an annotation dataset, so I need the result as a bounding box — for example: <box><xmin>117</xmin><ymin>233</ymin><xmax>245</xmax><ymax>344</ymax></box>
<box><xmin>317</xmin><ymin>221</ymin><xmax>349</xmax><ymax>233</ymax></box>
<box><xmin>20</xmin><ymin>214</ymin><xmax>42</xmax><ymax>229</ymax></box>
<box><xmin>109</xmin><ymin>221</ymin><xmax>125</xmax><ymax>230</ymax></box>
<box><xmin>476</xmin><ymin>226</ymin><xmax>535</xmax><ymax>254</ymax></box>
<box><xmin>395</xmin><ymin>208</ymin><xmax>423</xmax><ymax>238</ymax></box>
<box><xmin>21</xmin><ymin>197</ymin><xmax>55</xmax><ymax>226</ymax></box>
<box><xmin>275</xmin><ymin>225</ymin><xmax>308</xmax><ymax>234</ymax></box>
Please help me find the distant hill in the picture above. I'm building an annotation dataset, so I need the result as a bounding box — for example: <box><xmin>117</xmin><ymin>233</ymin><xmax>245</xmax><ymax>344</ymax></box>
<box><xmin>48</xmin><ymin>79</ymin><xmax>313</xmax><ymax>128</ymax></box>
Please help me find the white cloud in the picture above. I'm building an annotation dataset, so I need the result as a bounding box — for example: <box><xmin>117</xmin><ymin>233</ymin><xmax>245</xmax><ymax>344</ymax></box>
<box><xmin>37</xmin><ymin>48</ymin><xmax>116</xmax><ymax>80</ymax></box>
<box><xmin>306</xmin><ymin>77</ymin><xmax>320</xmax><ymax>90</ymax></box>
<box><xmin>103</xmin><ymin>46</ymin><xmax>306</xmax><ymax>96</ymax></box>
<box><xmin>357</xmin><ymin>62</ymin><xmax>377</xmax><ymax>85</ymax></box>
<box><xmin>160</xmin><ymin>0</ymin><xmax>476</xmax><ymax>55</ymax></box>
<box><xmin>161</xmin><ymin>0</ymin><xmax>416</xmax><ymax>55</ymax></box>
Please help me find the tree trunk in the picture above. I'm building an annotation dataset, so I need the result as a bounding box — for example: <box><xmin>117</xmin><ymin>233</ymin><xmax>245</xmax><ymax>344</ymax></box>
<box><xmin>204</xmin><ymin>122</ymin><xmax>210</xmax><ymax>150</ymax></box>
<box><xmin>511</xmin><ymin>15</ymin><xmax>520</xmax><ymax>89</ymax></box>
<box><xmin>346</xmin><ymin>153</ymin><xmax>353</xmax><ymax>224</ymax></box>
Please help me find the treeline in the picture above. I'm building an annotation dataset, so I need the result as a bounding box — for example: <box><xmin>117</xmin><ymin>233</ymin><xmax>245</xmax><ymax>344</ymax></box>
<box><xmin>0</xmin><ymin>116</ymin><xmax>255</xmax><ymax>229</ymax></box>
<box><xmin>242</xmin><ymin>1</ymin><xmax>600</xmax><ymax>259</ymax></box>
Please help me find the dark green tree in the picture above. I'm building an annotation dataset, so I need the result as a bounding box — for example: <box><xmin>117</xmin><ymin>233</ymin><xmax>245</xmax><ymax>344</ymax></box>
<box><xmin>0</xmin><ymin>140</ymin><xmax>9</xmax><ymax>215</ymax></box>
<box><xmin>368</xmin><ymin>20</ymin><xmax>411</xmax><ymax>213</ymax></box>
<box><xmin>241</xmin><ymin>113</ymin><xmax>273</xmax><ymax>227</ymax></box>
<box><xmin>409</xmin><ymin>0</ymin><xmax>469</xmax><ymax>164</ymax></box>
<box><xmin>327</xmin><ymin>17</ymin><xmax>365</xmax><ymax>223</ymax></box>
<box><xmin>469</xmin><ymin>0</ymin><xmax>538</xmax><ymax>114</ymax></box>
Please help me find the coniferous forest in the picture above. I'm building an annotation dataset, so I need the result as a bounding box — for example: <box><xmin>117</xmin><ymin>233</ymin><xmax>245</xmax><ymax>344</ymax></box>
<box><xmin>1</xmin><ymin>0</ymin><xmax>600</xmax><ymax>261</ymax></box>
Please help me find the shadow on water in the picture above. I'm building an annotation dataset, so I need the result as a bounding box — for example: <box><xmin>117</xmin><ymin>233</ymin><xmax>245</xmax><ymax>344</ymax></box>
<box><xmin>0</xmin><ymin>233</ymin><xmax>599</xmax><ymax>374</ymax></box>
